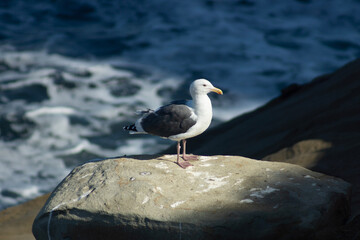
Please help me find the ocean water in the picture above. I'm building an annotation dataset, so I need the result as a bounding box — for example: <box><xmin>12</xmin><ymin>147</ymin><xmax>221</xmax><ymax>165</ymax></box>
<box><xmin>0</xmin><ymin>0</ymin><xmax>360</xmax><ymax>209</ymax></box>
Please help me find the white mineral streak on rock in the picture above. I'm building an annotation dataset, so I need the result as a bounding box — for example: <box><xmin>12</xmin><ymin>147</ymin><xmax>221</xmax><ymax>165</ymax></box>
<box><xmin>47</xmin><ymin>188</ymin><xmax>94</xmax><ymax>240</ymax></box>
<box><xmin>79</xmin><ymin>189</ymin><xmax>93</xmax><ymax>199</ymax></box>
<box><xmin>234</xmin><ymin>179</ymin><xmax>244</xmax><ymax>186</ymax></box>
<box><xmin>142</xmin><ymin>196</ymin><xmax>150</xmax><ymax>204</ymax></box>
<box><xmin>186</xmin><ymin>169</ymin><xmax>229</xmax><ymax>193</ymax></box>
<box><xmin>240</xmin><ymin>199</ymin><xmax>254</xmax><ymax>204</ymax></box>
<box><xmin>171</xmin><ymin>200</ymin><xmax>186</xmax><ymax>208</ymax></box>
<box><xmin>79</xmin><ymin>173</ymin><xmax>92</xmax><ymax>179</ymax></box>
<box><xmin>201</xmin><ymin>176</ymin><xmax>229</xmax><ymax>193</ymax></box>
<box><xmin>304</xmin><ymin>175</ymin><xmax>314</xmax><ymax>179</ymax></box>
<box><xmin>199</xmin><ymin>163</ymin><xmax>212</xmax><ymax>167</ymax></box>
<box><xmin>152</xmin><ymin>186</ymin><xmax>163</xmax><ymax>194</ymax></box>
<box><xmin>199</xmin><ymin>156</ymin><xmax>217</xmax><ymax>162</ymax></box>
<box><xmin>187</xmin><ymin>171</ymin><xmax>202</xmax><ymax>177</ymax></box>
<box><xmin>154</xmin><ymin>162</ymin><xmax>168</xmax><ymax>169</ymax></box>
<box><xmin>250</xmin><ymin>186</ymin><xmax>280</xmax><ymax>199</ymax></box>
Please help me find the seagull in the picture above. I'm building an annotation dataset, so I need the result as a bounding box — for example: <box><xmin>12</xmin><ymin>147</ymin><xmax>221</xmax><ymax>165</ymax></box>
<box><xmin>123</xmin><ymin>79</ymin><xmax>223</xmax><ymax>168</ymax></box>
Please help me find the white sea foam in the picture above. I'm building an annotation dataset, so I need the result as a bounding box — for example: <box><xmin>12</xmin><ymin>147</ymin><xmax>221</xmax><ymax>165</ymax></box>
<box><xmin>26</xmin><ymin>107</ymin><xmax>76</xmax><ymax>118</ymax></box>
<box><xmin>0</xmin><ymin>51</ymin><xmax>185</xmax><ymax>209</ymax></box>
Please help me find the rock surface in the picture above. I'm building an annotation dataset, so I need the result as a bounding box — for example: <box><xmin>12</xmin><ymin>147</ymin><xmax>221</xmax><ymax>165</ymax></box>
<box><xmin>166</xmin><ymin>59</ymin><xmax>360</xmax><ymax>217</ymax></box>
<box><xmin>33</xmin><ymin>155</ymin><xmax>351</xmax><ymax>240</ymax></box>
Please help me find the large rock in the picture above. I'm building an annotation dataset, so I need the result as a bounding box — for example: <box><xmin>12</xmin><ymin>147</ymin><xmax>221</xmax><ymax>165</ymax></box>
<box><xmin>167</xmin><ymin>59</ymin><xmax>360</xmax><ymax>217</ymax></box>
<box><xmin>33</xmin><ymin>155</ymin><xmax>350</xmax><ymax>240</ymax></box>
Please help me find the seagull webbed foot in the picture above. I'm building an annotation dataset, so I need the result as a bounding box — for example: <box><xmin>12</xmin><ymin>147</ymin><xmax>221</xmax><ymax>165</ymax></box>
<box><xmin>177</xmin><ymin>160</ymin><xmax>193</xmax><ymax>169</ymax></box>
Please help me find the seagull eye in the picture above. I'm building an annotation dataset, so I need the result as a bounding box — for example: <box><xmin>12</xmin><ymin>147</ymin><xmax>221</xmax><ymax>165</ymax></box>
<box><xmin>203</xmin><ymin>84</ymin><xmax>207</xmax><ymax>87</ymax></box>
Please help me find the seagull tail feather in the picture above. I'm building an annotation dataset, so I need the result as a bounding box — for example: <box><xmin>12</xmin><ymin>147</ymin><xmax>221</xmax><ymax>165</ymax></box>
<box><xmin>123</xmin><ymin>124</ymin><xmax>137</xmax><ymax>132</ymax></box>
<box><xmin>123</xmin><ymin>124</ymin><xmax>145</xmax><ymax>134</ymax></box>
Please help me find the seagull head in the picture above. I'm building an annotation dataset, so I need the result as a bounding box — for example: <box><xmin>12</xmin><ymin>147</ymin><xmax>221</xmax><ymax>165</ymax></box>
<box><xmin>190</xmin><ymin>79</ymin><xmax>223</xmax><ymax>97</ymax></box>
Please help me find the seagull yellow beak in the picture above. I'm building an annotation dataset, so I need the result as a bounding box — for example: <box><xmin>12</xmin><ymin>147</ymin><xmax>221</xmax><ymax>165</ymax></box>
<box><xmin>211</xmin><ymin>87</ymin><xmax>223</xmax><ymax>95</ymax></box>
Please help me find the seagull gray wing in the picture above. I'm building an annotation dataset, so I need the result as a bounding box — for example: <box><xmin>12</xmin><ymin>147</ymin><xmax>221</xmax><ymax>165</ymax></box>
<box><xmin>140</xmin><ymin>102</ymin><xmax>196</xmax><ymax>138</ymax></box>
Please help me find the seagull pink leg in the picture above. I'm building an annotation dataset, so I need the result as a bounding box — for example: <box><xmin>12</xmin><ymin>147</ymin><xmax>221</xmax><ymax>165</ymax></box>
<box><xmin>176</xmin><ymin>141</ymin><xmax>192</xmax><ymax>168</ymax></box>
<box><xmin>182</xmin><ymin>139</ymin><xmax>198</xmax><ymax>161</ymax></box>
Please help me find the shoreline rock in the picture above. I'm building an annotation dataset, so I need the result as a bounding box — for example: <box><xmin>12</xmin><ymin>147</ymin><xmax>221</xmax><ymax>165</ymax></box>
<box><xmin>164</xmin><ymin>59</ymin><xmax>360</xmax><ymax>218</ymax></box>
<box><xmin>0</xmin><ymin>193</ymin><xmax>49</xmax><ymax>240</ymax></box>
<box><xmin>33</xmin><ymin>155</ymin><xmax>351</xmax><ymax>240</ymax></box>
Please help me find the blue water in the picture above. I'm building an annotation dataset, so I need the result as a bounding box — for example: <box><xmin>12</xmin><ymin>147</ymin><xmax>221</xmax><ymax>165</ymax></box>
<box><xmin>0</xmin><ymin>0</ymin><xmax>360</xmax><ymax>209</ymax></box>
